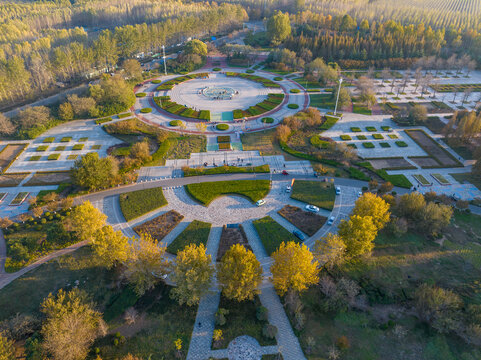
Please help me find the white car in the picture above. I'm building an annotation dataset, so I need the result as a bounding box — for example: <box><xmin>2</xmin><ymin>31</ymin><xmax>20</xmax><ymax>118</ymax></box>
<box><xmin>286</xmin><ymin>185</ymin><xmax>292</xmax><ymax>193</ymax></box>
<box><xmin>327</xmin><ymin>216</ymin><xmax>335</xmax><ymax>225</ymax></box>
<box><xmin>305</xmin><ymin>204</ymin><xmax>320</xmax><ymax>213</ymax></box>
<box><xmin>335</xmin><ymin>186</ymin><xmax>341</xmax><ymax>195</ymax></box>
<box><xmin>357</xmin><ymin>191</ymin><xmax>363</xmax><ymax>197</ymax></box>
<box><xmin>256</xmin><ymin>199</ymin><xmax>266</xmax><ymax>207</ymax></box>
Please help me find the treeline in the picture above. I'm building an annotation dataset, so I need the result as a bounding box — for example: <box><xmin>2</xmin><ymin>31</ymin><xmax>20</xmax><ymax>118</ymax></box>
<box><xmin>0</xmin><ymin>3</ymin><xmax>247</xmax><ymax>108</ymax></box>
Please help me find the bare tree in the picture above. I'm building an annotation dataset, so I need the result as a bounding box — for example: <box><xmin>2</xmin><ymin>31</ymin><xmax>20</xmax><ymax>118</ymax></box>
<box><xmin>462</xmin><ymin>87</ymin><xmax>473</xmax><ymax>104</ymax></box>
<box><xmin>413</xmin><ymin>68</ymin><xmax>423</xmax><ymax>93</ymax></box>
<box><xmin>381</xmin><ymin>68</ymin><xmax>390</xmax><ymax>84</ymax></box>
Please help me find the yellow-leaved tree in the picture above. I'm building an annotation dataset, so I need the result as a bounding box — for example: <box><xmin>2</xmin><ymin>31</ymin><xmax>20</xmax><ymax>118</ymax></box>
<box><xmin>270</xmin><ymin>241</ymin><xmax>319</xmax><ymax>296</ymax></box>
<box><xmin>352</xmin><ymin>192</ymin><xmax>391</xmax><ymax>230</ymax></box>
<box><xmin>170</xmin><ymin>243</ymin><xmax>214</xmax><ymax>306</ymax></box>
<box><xmin>338</xmin><ymin>215</ymin><xmax>377</xmax><ymax>257</ymax></box>
<box><xmin>313</xmin><ymin>233</ymin><xmax>346</xmax><ymax>269</ymax></box>
<box><xmin>92</xmin><ymin>225</ymin><xmax>129</xmax><ymax>268</ymax></box>
<box><xmin>217</xmin><ymin>244</ymin><xmax>262</xmax><ymax>302</ymax></box>
<box><xmin>64</xmin><ymin>201</ymin><xmax>107</xmax><ymax>242</ymax></box>
<box><xmin>123</xmin><ymin>233</ymin><xmax>169</xmax><ymax>296</ymax></box>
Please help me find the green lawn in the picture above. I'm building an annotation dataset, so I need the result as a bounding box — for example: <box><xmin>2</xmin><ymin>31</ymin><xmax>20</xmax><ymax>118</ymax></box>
<box><xmin>253</xmin><ymin>216</ymin><xmax>299</xmax><ymax>255</ymax></box>
<box><xmin>119</xmin><ymin>187</ymin><xmax>168</xmax><ymax>221</ymax></box>
<box><xmin>185</xmin><ymin>180</ymin><xmax>270</xmax><ymax>206</ymax></box>
<box><xmin>166</xmin><ymin>220</ymin><xmax>212</xmax><ymax>254</ymax></box>
<box><xmin>309</xmin><ymin>94</ymin><xmax>334</xmax><ymax>109</ymax></box>
<box><xmin>352</xmin><ymin>104</ymin><xmax>372</xmax><ymax>115</ymax></box>
<box><xmin>293</xmin><ymin>77</ymin><xmax>320</xmax><ymax>89</ymax></box>
<box><xmin>214</xmin><ymin>296</ymin><xmax>277</xmax><ymax>349</ymax></box>
<box><xmin>241</xmin><ymin>129</ymin><xmax>298</xmax><ymax>159</ymax></box>
<box><xmin>291</xmin><ymin>180</ymin><xmax>335</xmax><ymax>210</ymax></box>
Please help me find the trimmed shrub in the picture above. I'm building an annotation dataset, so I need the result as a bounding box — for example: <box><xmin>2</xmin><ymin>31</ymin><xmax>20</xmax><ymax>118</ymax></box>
<box><xmin>199</xmin><ymin>110</ymin><xmax>210</xmax><ymax>120</ymax></box>
<box><xmin>372</xmin><ymin>134</ymin><xmax>384</xmax><ymax>139</ymax></box>
<box><xmin>340</xmin><ymin>135</ymin><xmax>351</xmax><ymax>141</ymax></box>
<box><xmin>43</xmin><ymin>137</ymin><xmax>55</xmax><ymax>143</ymax></box>
<box><xmin>261</xmin><ymin>117</ymin><xmax>274</xmax><ymax>123</ymax></box>
<box><xmin>290</xmin><ymin>88</ymin><xmax>301</xmax><ymax>93</ymax></box>
<box><xmin>218</xmin><ymin>143</ymin><xmax>231</xmax><ymax>150</ymax></box>
<box><xmin>60</xmin><ymin>137</ymin><xmax>72</xmax><ymax>142</ymax></box>
<box><xmin>36</xmin><ymin>145</ymin><xmax>48</xmax><ymax>152</ymax></box>
<box><xmin>47</xmin><ymin>154</ymin><xmax>60</xmax><ymax>160</ymax></box>
<box><xmin>347</xmin><ymin>144</ymin><xmax>357</xmax><ymax>149</ymax></box>
<box><xmin>118</xmin><ymin>113</ymin><xmax>131</xmax><ymax>119</ymax></box>
<box><xmin>135</xmin><ymin>92</ymin><xmax>147</xmax><ymax>97</ymax></box>
<box><xmin>256</xmin><ymin>306</ymin><xmax>268</xmax><ymax>322</ymax></box>
<box><xmin>151</xmin><ymin>79</ymin><xmax>162</xmax><ymax>84</ymax></box>
<box><xmin>362</xmin><ymin>142</ymin><xmax>375</xmax><ymax>148</ymax></box>
<box><xmin>140</xmin><ymin>107</ymin><xmax>152</xmax><ymax>113</ymax></box>
<box><xmin>29</xmin><ymin>156</ymin><xmax>41</xmax><ymax>161</ymax></box>
<box><xmin>274</xmin><ymin>77</ymin><xmax>283</xmax><ymax>81</ymax></box>
<box><xmin>357</xmin><ymin>135</ymin><xmax>367</xmax><ymax>140</ymax></box>
<box><xmin>350</xmin><ymin>127</ymin><xmax>362</xmax><ymax>132</ymax></box>
<box><xmin>169</xmin><ymin>120</ymin><xmax>182</xmax><ymax>126</ymax></box>
<box><xmin>380</xmin><ymin>142</ymin><xmax>391</xmax><ymax>148</ymax></box>
<box><xmin>310</xmin><ymin>135</ymin><xmax>330</xmax><ymax>149</ymax></box>
<box><xmin>217</xmin><ymin>136</ymin><xmax>230</xmax><ymax>143</ymax></box>
<box><xmin>55</xmin><ymin>146</ymin><xmax>66</xmax><ymax>151</ymax></box>
<box><xmin>381</xmin><ymin>126</ymin><xmax>391</xmax><ymax>131</ymax></box>
<box><xmin>366</xmin><ymin>126</ymin><xmax>377</xmax><ymax>132</ymax></box>
<box><xmin>262</xmin><ymin>324</ymin><xmax>278</xmax><ymax>339</ymax></box>
<box><xmin>72</xmin><ymin>144</ymin><xmax>84</xmax><ymax>150</ymax></box>
<box><xmin>216</xmin><ymin>124</ymin><xmax>229</xmax><ymax>131</ymax></box>
<box><xmin>246</xmin><ymin>69</ymin><xmax>255</xmax><ymax>73</ymax></box>
<box><xmin>287</xmin><ymin>104</ymin><xmax>299</xmax><ymax>109</ymax></box>
<box><xmin>212</xmin><ymin>67</ymin><xmax>221</xmax><ymax>71</ymax></box>
<box><xmin>395</xmin><ymin>141</ymin><xmax>408</xmax><ymax>147</ymax></box>
<box><xmin>78</xmin><ymin>137</ymin><xmax>88</xmax><ymax>142</ymax></box>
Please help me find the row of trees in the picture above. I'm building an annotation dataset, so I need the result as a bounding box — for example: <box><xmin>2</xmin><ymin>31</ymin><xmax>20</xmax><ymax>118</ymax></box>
<box><xmin>0</xmin><ymin>3</ymin><xmax>247</xmax><ymax>108</ymax></box>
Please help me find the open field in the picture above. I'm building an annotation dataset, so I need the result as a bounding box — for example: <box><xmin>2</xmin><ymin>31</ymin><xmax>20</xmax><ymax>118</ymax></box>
<box><xmin>185</xmin><ymin>180</ymin><xmax>270</xmax><ymax>206</ymax></box>
<box><xmin>367</xmin><ymin>157</ymin><xmax>416</xmax><ymax>170</ymax></box>
<box><xmin>24</xmin><ymin>171</ymin><xmax>71</xmax><ymax>186</ymax></box>
<box><xmin>241</xmin><ymin>129</ymin><xmax>298</xmax><ymax>159</ymax></box>
<box><xmin>0</xmin><ymin>144</ymin><xmax>27</xmax><ymax>172</ymax></box>
<box><xmin>405</xmin><ymin>130</ymin><xmax>462</xmax><ymax>167</ymax></box>
<box><xmin>0</xmin><ymin>173</ymin><xmax>27</xmax><ymax>187</ymax></box>
<box><xmin>119</xmin><ymin>187</ymin><xmax>168</xmax><ymax>221</ymax></box>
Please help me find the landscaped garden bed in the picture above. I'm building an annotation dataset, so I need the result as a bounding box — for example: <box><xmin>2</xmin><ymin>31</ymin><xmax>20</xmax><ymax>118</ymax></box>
<box><xmin>278</xmin><ymin>205</ymin><xmax>326</xmax><ymax>236</ymax></box>
<box><xmin>36</xmin><ymin>145</ymin><xmax>48</xmax><ymax>152</ymax></box>
<box><xmin>432</xmin><ymin>173</ymin><xmax>450</xmax><ymax>185</ymax></box>
<box><xmin>357</xmin><ymin>161</ymin><xmax>412</xmax><ymax>188</ymax></box>
<box><xmin>253</xmin><ymin>216</ymin><xmax>298</xmax><ymax>255</ymax></box>
<box><xmin>0</xmin><ymin>144</ymin><xmax>28</xmax><ymax>173</ymax></box>
<box><xmin>185</xmin><ymin>180</ymin><xmax>270</xmax><ymax>206</ymax></box>
<box><xmin>225</xmin><ymin>72</ymin><xmax>280</xmax><ymax>88</ymax></box>
<box><xmin>340</xmin><ymin>135</ymin><xmax>351</xmax><ymax>140</ymax></box>
<box><xmin>233</xmin><ymin>93</ymin><xmax>284</xmax><ymax>119</ymax></box>
<box><xmin>183</xmin><ymin>164</ymin><xmax>269</xmax><ymax>177</ymax></box>
<box><xmin>156</xmin><ymin>73</ymin><xmax>209</xmax><ymax>91</ymax></box>
<box><xmin>167</xmin><ymin>220</ymin><xmax>211</xmax><ymax>254</ymax></box>
<box><xmin>119</xmin><ymin>187</ymin><xmax>168</xmax><ymax>221</ymax></box>
<box><xmin>9</xmin><ymin>192</ymin><xmax>29</xmax><ymax>206</ymax></box>
<box><xmin>154</xmin><ymin>95</ymin><xmax>210</xmax><ymax>121</ymax></box>
<box><xmin>366</xmin><ymin>157</ymin><xmax>416</xmax><ymax>170</ymax></box>
<box><xmin>291</xmin><ymin>181</ymin><xmax>335</xmax><ymax>210</ymax></box>
<box><xmin>413</xmin><ymin>174</ymin><xmax>431</xmax><ymax>186</ymax></box>
<box><xmin>133</xmin><ymin>210</ymin><xmax>184</xmax><ymax>241</ymax></box>
<box><xmin>47</xmin><ymin>154</ymin><xmax>60</xmax><ymax>160</ymax></box>
<box><xmin>362</xmin><ymin>142</ymin><xmax>375</xmax><ymax>148</ymax></box>
<box><xmin>216</xmin><ymin>224</ymin><xmax>251</xmax><ymax>261</ymax></box>
<box><xmin>404</xmin><ymin>129</ymin><xmax>462</xmax><ymax>167</ymax></box>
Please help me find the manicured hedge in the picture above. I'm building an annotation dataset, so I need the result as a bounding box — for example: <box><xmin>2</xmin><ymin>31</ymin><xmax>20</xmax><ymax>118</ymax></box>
<box><xmin>169</xmin><ymin>120</ymin><xmax>182</xmax><ymax>126</ymax></box>
<box><xmin>366</xmin><ymin>127</ymin><xmax>377</xmax><ymax>132</ymax></box>
<box><xmin>290</xmin><ymin>89</ymin><xmax>301</xmax><ymax>93</ymax></box>
<box><xmin>372</xmin><ymin>134</ymin><xmax>384</xmax><ymax>139</ymax></box>
<box><xmin>217</xmin><ymin>136</ymin><xmax>230</xmax><ymax>143</ymax></box>
<box><xmin>261</xmin><ymin>117</ymin><xmax>274</xmax><ymax>123</ymax></box>
<box><xmin>72</xmin><ymin>144</ymin><xmax>84</xmax><ymax>150</ymax></box>
<box><xmin>357</xmin><ymin>135</ymin><xmax>367</xmax><ymax>140</ymax></box>
<box><xmin>218</xmin><ymin>143</ymin><xmax>231</xmax><ymax>150</ymax></box>
<box><xmin>340</xmin><ymin>135</ymin><xmax>351</xmax><ymax>140</ymax></box>
<box><xmin>216</xmin><ymin>124</ymin><xmax>229</xmax><ymax>131</ymax></box>
<box><xmin>381</xmin><ymin>126</ymin><xmax>391</xmax><ymax>131</ymax></box>
<box><xmin>36</xmin><ymin>145</ymin><xmax>48</xmax><ymax>152</ymax></box>
<box><xmin>380</xmin><ymin>142</ymin><xmax>391</xmax><ymax>148</ymax></box>
<box><xmin>288</xmin><ymin>104</ymin><xmax>299</xmax><ymax>109</ymax></box>
<box><xmin>310</xmin><ymin>135</ymin><xmax>330</xmax><ymax>149</ymax></box>
<box><xmin>212</xmin><ymin>67</ymin><xmax>221</xmax><ymax>71</ymax></box>
<box><xmin>245</xmin><ymin>69</ymin><xmax>255</xmax><ymax>73</ymax></box>
<box><xmin>29</xmin><ymin>156</ymin><xmax>41</xmax><ymax>161</ymax></box>
<box><xmin>274</xmin><ymin>77</ymin><xmax>283</xmax><ymax>81</ymax></box>
<box><xmin>362</xmin><ymin>142</ymin><xmax>375</xmax><ymax>148</ymax></box>
<box><xmin>225</xmin><ymin>72</ymin><xmax>280</xmax><ymax>88</ymax></box>
<box><xmin>140</xmin><ymin>107</ymin><xmax>152</xmax><ymax>113</ymax></box>
<box><xmin>119</xmin><ymin>187</ymin><xmax>168</xmax><ymax>221</ymax></box>
<box><xmin>320</xmin><ymin>115</ymin><xmax>338</xmax><ymax>130</ymax></box>
<box><xmin>183</xmin><ymin>165</ymin><xmax>270</xmax><ymax>177</ymax></box>
<box><xmin>136</xmin><ymin>92</ymin><xmax>147</xmax><ymax>97</ymax></box>
<box><xmin>43</xmin><ymin>137</ymin><xmax>55</xmax><ymax>143</ymax></box>
<box><xmin>47</xmin><ymin>154</ymin><xmax>60</xmax><ymax>160</ymax></box>
<box><xmin>156</xmin><ymin>73</ymin><xmax>209</xmax><ymax>91</ymax></box>
<box><xmin>351</xmin><ymin>127</ymin><xmax>362</xmax><ymax>132</ymax></box>
<box><xmin>55</xmin><ymin>146</ymin><xmax>66</xmax><ymax>151</ymax></box>
<box><xmin>395</xmin><ymin>141</ymin><xmax>408</xmax><ymax>147</ymax></box>
<box><xmin>357</xmin><ymin>161</ymin><xmax>412</xmax><ymax>188</ymax></box>
<box><xmin>60</xmin><ymin>137</ymin><xmax>72</xmax><ymax>142</ymax></box>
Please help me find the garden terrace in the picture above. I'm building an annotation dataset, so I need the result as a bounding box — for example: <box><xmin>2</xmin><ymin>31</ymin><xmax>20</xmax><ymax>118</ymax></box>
<box><xmin>166</xmin><ymin>220</ymin><xmax>211</xmax><ymax>255</ymax></box>
<box><xmin>278</xmin><ymin>205</ymin><xmax>326</xmax><ymax>236</ymax></box>
<box><xmin>154</xmin><ymin>96</ymin><xmax>210</xmax><ymax>121</ymax></box>
<box><xmin>133</xmin><ymin>210</ymin><xmax>184</xmax><ymax>241</ymax></box>
<box><xmin>225</xmin><ymin>72</ymin><xmax>280</xmax><ymax>88</ymax></box>
<box><xmin>233</xmin><ymin>93</ymin><xmax>285</xmax><ymax>119</ymax></box>
<box><xmin>155</xmin><ymin>73</ymin><xmax>209</xmax><ymax>91</ymax></box>
<box><xmin>291</xmin><ymin>181</ymin><xmax>335</xmax><ymax>211</ymax></box>
<box><xmin>119</xmin><ymin>187</ymin><xmax>168</xmax><ymax>221</ymax></box>
<box><xmin>185</xmin><ymin>180</ymin><xmax>270</xmax><ymax>206</ymax></box>
<box><xmin>253</xmin><ymin>216</ymin><xmax>299</xmax><ymax>256</ymax></box>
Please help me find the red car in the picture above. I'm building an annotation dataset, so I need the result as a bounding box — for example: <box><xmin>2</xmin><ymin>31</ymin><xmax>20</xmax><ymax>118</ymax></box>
<box><xmin>282</xmin><ymin>170</ymin><xmax>289</xmax><ymax>175</ymax></box>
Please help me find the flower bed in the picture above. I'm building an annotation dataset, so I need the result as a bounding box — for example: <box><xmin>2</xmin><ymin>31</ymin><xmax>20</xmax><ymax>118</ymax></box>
<box><xmin>340</xmin><ymin>135</ymin><xmax>351</xmax><ymax>141</ymax></box>
<box><xmin>217</xmin><ymin>136</ymin><xmax>230</xmax><ymax>143</ymax></box>
<box><xmin>140</xmin><ymin>107</ymin><xmax>152</xmax><ymax>113</ymax></box>
<box><xmin>225</xmin><ymin>72</ymin><xmax>280</xmax><ymax>88</ymax></box>
<box><xmin>395</xmin><ymin>141</ymin><xmax>408</xmax><ymax>147</ymax></box>
<box><xmin>366</xmin><ymin>127</ymin><xmax>377</xmax><ymax>132</ymax></box>
<box><xmin>413</xmin><ymin>174</ymin><xmax>431</xmax><ymax>186</ymax></box>
<box><xmin>156</xmin><ymin>73</ymin><xmax>209</xmax><ymax>91</ymax></box>
<box><xmin>47</xmin><ymin>154</ymin><xmax>60</xmax><ymax>160</ymax></box>
<box><xmin>72</xmin><ymin>144</ymin><xmax>84</xmax><ymax>151</ymax></box>
<box><xmin>380</xmin><ymin>142</ymin><xmax>391</xmax><ymax>148</ymax></box>
<box><xmin>133</xmin><ymin>210</ymin><xmax>184</xmax><ymax>241</ymax></box>
<box><xmin>432</xmin><ymin>173</ymin><xmax>450</xmax><ymax>185</ymax></box>
<box><xmin>372</xmin><ymin>134</ymin><xmax>384</xmax><ymax>139</ymax></box>
<box><xmin>216</xmin><ymin>124</ymin><xmax>229</xmax><ymax>131</ymax></box>
<box><xmin>154</xmin><ymin>96</ymin><xmax>210</xmax><ymax>121</ymax></box>
<box><xmin>218</xmin><ymin>143</ymin><xmax>231</xmax><ymax>150</ymax></box>
<box><xmin>362</xmin><ymin>142</ymin><xmax>375</xmax><ymax>148</ymax></box>
<box><xmin>36</xmin><ymin>145</ymin><xmax>48</xmax><ymax>152</ymax></box>
<box><xmin>233</xmin><ymin>93</ymin><xmax>284</xmax><ymax>119</ymax></box>
<box><xmin>10</xmin><ymin>192</ymin><xmax>29</xmax><ymax>206</ymax></box>
<box><xmin>351</xmin><ymin>127</ymin><xmax>362</xmax><ymax>132</ymax></box>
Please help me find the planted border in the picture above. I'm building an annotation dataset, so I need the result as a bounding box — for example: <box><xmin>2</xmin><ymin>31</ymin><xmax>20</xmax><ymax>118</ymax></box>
<box><xmin>119</xmin><ymin>187</ymin><xmax>168</xmax><ymax>221</ymax></box>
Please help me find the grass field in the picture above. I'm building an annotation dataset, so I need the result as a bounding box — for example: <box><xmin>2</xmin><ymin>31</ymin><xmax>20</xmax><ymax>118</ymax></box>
<box><xmin>253</xmin><ymin>216</ymin><xmax>299</xmax><ymax>255</ymax></box>
<box><xmin>166</xmin><ymin>220</ymin><xmax>212</xmax><ymax>254</ymax></box>
<box><xmin>241</xmin><ymin>129</ymin><xmax>298</xmax><ymax>159</ymax></box>
<box><xmin>183</xmin><ymin>164</ymin><xmax>270</xmax><ymax>177</ymax></box>
<box><xmin>293</xmin><ymin>77</ymin><xmax>320</xmax><ymax>89</ymax></box>
<box><xmin>309</xmin><ymin>93</ymin><xmax>334</xmax><ymax>109</ymax></box>
<box><xmin>119</xmin><ymin>187</ymin><xmax>168</xmax><ymax>221</ymax></box>
<box><xmin>185</xmin><ymin>180</ymin><xmax>270</xmax><ymax>206</ymax></box>
<box><xmin>291</xmin><ymin>180</ymin><xmax>335</xmax><ymax>210</ymax></box>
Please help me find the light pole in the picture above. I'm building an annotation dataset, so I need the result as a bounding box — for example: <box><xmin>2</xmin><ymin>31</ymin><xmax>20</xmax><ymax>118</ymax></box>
<box><xmin>162</xmin><ymin>45</ymin><xmax>167</xmax><ymax>76</ymax></box>
<box><xmin>334</xmin><ymin>77</ymin><xmax>343</xmax><ymax>116</ymax></box>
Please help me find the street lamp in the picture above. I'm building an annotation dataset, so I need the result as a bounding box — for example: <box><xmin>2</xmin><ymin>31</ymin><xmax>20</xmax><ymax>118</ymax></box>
<box><xmin>162</xmin><ymin>45</ymin><xmax>167</xmax><ymax>76</ymax></box>
<box><xmin>334</xmin><ymin>77</ymin><xmax>343</xmax><ymax>116</ymax></box>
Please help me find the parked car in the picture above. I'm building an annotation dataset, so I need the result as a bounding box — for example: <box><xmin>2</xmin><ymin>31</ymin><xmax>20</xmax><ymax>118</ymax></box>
<box><xmin>256</xmin><ymin>199</ymin><xmax>266</xmax><ymax>207</ymax></box>
<box><xmin>335</xmin><ymin>186</ymin><xmax>341</xmax><ymax>195</ymax></box>
<box><xmin>305</xmin><ymin>204</ymin><xmax>320</xmax><ymax>213</ymax></box>
<box><xmin>293</xmin><ymin>230</ymin><xmax>306</xmax><ymax>240</ymax></box>
<box><xmin>327</xmin><ymin>216</ymin><xmax>335</xmax><ymax>225</ymax></box>
<box><xmin>286</xmin><ymin>185</ymin><xmax>292</xmax><ymax>193</ymax></box>
<box><xmin>282</xmin><ymin>170</ymin><xmax>289</xmax><ymax>175</ymax></box>
<box><xmin>357</xmin><ymin>191</ymin><xmax>363</xmax><ymax>197</ymax></box>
